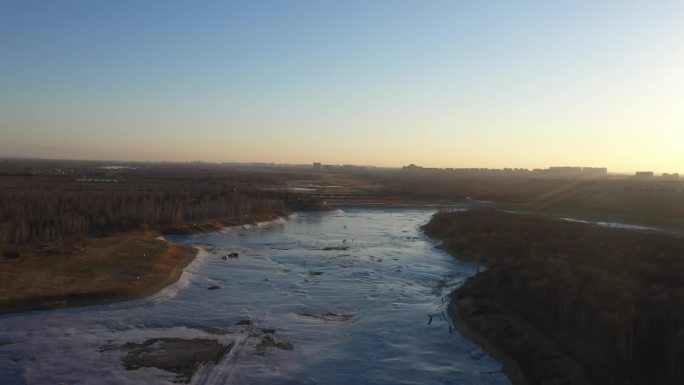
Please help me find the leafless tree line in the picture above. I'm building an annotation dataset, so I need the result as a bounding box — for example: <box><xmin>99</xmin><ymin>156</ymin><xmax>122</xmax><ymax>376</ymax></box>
<box><xmin>426</xmin><ymin>210</ymin><xmax>684</xmax><ymax>384</ymax></box>
<box><xmin>0</xmin><ymin>186</ymin><xmax>284</xmax><ymax>244</ymax></box>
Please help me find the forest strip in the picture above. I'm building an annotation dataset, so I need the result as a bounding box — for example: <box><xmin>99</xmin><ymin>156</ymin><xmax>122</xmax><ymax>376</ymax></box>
<box><xmin>424</xmin><ymin>210</ymin><xmax>684</xmax><ymax>385</ymax></box>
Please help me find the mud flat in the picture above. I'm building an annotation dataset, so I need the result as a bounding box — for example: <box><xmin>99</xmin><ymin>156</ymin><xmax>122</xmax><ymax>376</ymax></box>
<box><xmin>121</xmin><ymin>338</ymin><xmax>233</xmax><ymax>383</ymax></box>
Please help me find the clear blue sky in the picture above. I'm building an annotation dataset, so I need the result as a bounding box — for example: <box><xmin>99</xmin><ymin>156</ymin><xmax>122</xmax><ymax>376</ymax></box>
<box><xmin>1</xmin><ymin>0</ymin><xmax>683</xmax><ymax>172</ymax></box>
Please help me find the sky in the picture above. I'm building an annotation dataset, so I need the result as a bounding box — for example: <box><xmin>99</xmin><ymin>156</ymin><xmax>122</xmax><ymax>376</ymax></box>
<box><xmin>1</xmin><ymin>1</ymin><xmax>683</xmax><ymax>173</ymax></box>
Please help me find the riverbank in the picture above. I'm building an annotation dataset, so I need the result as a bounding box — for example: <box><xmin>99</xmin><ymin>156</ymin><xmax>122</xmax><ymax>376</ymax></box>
<box><xmin>159</xmin><ymin>211</ymin><xmax>290</xmax><ymax>235</ymax></box>
<box><xmin>448</xmin><ymin>286</ymin><xmax>591</xmax><ymax>385</ymax></box>
<box><xmin>0</xmin><ymin>211</ymin><xmax>289</xmax><ymax>315</ymax></box>
<box><xmin>424</xmin><ymin>209</ymin><xmax>684</xmax><ymax>385</ymax></box>
<box><xmin>0</xmin><ymin>208</ymin><xmax>513</xmax><ymax>384</ymax></box>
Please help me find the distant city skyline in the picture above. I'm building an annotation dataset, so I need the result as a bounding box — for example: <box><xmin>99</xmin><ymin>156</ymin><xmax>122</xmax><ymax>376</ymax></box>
<box><xmin>1</xmin><ymin>1</ymin><xmax>683</xmax><ymax>174</ymax></box>
<box><xmin>3</xmin><ymin>155</ymin><xmax>678</xmax><ymax>177</ymax></box>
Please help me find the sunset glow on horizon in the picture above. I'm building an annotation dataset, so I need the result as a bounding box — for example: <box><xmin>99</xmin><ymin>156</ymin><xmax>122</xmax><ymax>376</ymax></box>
<box><xmin>1</xmin><ymin>1</ymin><xmax>683</xmax><ymax>173</ymax></box>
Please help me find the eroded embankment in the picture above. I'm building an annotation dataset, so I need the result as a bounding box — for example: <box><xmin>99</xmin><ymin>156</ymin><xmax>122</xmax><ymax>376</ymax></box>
<box><xmin>424</xmin><ymin>209</ymin><xmax>684</xmax><ymax>385</ymax></box>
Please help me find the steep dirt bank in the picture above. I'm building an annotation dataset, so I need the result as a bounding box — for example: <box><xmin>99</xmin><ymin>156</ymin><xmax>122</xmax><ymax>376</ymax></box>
<box><xmin>424</xmin><ymin>209</ymin><xmax>684</xmax><ymax>385</ymax></box>
<box><xmin>0</xmin><ymin>211</ymin><xmax>291</xmax><ymax>315</ymax></box>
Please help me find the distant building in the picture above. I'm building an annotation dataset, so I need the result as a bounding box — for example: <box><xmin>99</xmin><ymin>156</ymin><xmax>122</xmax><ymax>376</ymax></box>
<box><xmin>313</xmin><ymin>162</ymin><xmax>321</xmax><ymax>170</ymax></box>
<box><xmin>635</xmin><ymin>171</ymin><xmax>654</xmax><ymax>179</ymax></box>
<box><xmin>549</xmin><ymin>167</ymin><xmax>583</xmax><ymax>176</ymax></box>
<box><xmin>582</xmin><ymin>167</ymin><xmax>608</xmax><ymax>177</ymax></box>
<box><xmin>662</xmin><ymin>173</ymin><xmax>680</xmax><ymax>181</ymax></box>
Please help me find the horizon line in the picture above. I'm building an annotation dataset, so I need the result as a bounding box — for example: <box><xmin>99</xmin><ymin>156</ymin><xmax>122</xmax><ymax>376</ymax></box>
<box><xmin>1</xmin><ymin>156</ymin><xmax>681</xmax><ymax>176</ymax></box>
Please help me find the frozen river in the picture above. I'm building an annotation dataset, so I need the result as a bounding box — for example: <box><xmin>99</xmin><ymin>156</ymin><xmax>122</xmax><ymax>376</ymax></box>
<box><xmin>0</xmin><ymin>208</ymin><xmax>510</xmax><ymax>385</ymax></box>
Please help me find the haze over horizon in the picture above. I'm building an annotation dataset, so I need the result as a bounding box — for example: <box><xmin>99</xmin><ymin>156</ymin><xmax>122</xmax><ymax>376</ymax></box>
<box><xmin>1</xmin><ymin>1</ymin><xmax>683</xmax><ymax>173</ymax></box>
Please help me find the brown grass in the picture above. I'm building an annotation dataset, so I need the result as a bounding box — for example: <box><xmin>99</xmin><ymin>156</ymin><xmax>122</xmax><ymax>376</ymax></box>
<box><xmin>0</xmin><ymin>234</ymin><xmax>197</xmax><ymax>314</ymax></box>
